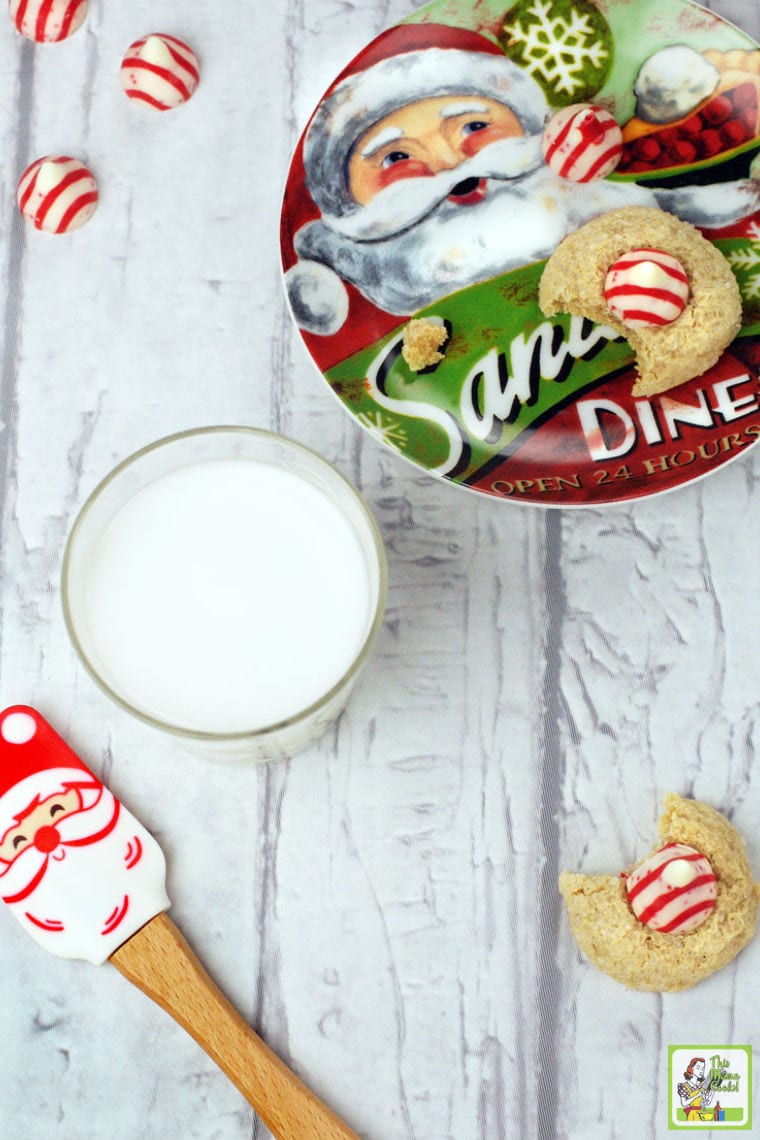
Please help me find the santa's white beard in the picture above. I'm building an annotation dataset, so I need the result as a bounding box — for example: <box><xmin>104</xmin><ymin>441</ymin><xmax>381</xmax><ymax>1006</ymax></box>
<box><xmin>327</xmin><ymin>134</ymin><xmax>546</xmax><ymax>241</ymax></box>
<box><xmin>295</xmin><ymin>141</ymin><xmax>760</xmax><ymax>318</ymax></box>
<box><xmin>1</xmin><ymin>793</ymin><xmax>169</xmax><ymax>964</ymax></box>
<box><xmin>0</xmin><ymin>788</ymin><xmax>119</xmax><ymax>901</ymax></box>
<box><xmin>297</xmin><ymin>168</ymin><xmax>653</xmax><ymax>314</ymax></box>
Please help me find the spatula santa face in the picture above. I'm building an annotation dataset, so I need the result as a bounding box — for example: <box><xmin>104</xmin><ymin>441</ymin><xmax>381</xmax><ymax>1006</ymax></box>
<box><xmin>0</xmin><ymin>705</ymin><xmax>169</xmax><ymax>962</ymax></box>
<box><xmin>0</xmin><ymin>707</ymin><xmax>358</xmax><ymax>1140</ymax></box>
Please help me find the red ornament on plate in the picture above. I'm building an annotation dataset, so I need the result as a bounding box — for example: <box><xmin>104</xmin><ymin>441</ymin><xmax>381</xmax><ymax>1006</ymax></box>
<box><xmin>542</xmin><ymin>104</ymin><xmax>623</xmax><ymax>182</ymax></box>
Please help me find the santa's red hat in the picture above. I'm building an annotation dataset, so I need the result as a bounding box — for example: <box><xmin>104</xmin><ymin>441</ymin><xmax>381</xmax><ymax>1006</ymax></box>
<box><xmin>303</xmin><ymin>23</ymin><xmax>548</xmax><ymax>221</ymax></box>
<box><xmin>0</xmin><ymin>707</ymin><xmax>95</xmax><ymax>831</ymax></box>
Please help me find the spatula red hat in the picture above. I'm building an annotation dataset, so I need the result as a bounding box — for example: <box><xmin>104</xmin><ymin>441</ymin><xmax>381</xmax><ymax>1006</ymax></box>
<box><xmin>0</xmin><ymin>706</ymin><xmax>94</xmax><ymax>831</ymax></box>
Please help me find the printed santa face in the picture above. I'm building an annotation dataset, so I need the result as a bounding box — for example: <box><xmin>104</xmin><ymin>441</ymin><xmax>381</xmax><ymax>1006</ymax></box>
<box><xmin>285</xmin><ymin>29</ymin><xmax>760</xmax><ymax>333</ymax></box>
<box><xmin>347</xmin><ymin>95</ymin><xmax>525</xmax><ymax>207</ymax></box>
<box><xmin>0</xmin><ymin>707</ymin><xmax>169</xmax><ymax>964</ymax></box>
<box><xmin>0</xmin><ymin>785</ymin><xmax>82</xmax><ymax>861</ymax></box>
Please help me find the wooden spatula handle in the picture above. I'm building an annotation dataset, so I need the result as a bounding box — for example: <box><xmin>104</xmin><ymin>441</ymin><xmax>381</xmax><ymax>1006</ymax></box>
<box><xmin>111</xmin><ymin>912</ymin><xmax>359</xmax><ymax>1139</ymax></box>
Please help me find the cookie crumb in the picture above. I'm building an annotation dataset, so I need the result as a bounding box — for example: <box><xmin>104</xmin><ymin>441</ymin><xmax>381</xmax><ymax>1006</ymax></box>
<box><xmin>401</xmin><ymin>318</ymin><xmax>449</xmax><ymax>372</ymax></box>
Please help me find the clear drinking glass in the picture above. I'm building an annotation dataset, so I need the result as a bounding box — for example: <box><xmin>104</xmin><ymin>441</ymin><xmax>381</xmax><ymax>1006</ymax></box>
<box><xmin>62</xmin><ymin>427</ymin><xmax>387</xmax><ymax>763</ymax></box>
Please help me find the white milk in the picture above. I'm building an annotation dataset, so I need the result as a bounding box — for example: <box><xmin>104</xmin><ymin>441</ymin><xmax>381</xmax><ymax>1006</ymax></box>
<box><xmin>79</xmin><ymin>459</ymin><xmax>374</xmax><ymax>733</ymax></box>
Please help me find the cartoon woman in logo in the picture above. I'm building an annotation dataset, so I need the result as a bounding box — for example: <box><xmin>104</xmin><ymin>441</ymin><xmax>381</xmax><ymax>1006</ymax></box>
<box><xmin>677</xmin><ymin>1057</ymin><xmax>718</xmax><ymax>1122</ymax></box>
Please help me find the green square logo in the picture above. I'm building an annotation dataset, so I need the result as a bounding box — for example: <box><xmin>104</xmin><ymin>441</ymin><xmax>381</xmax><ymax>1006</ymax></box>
<box><xmin>668</xmin><ymin>1046</ymin><xmax>752</xmax><ymax>1130</ymax></box>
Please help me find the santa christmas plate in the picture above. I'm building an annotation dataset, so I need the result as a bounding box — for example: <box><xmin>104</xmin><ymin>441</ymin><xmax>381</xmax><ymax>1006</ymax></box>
<box><xmin>280</xmin><ymin>0</ymin><xmax>760</xmax><ymax>506</ymax></box>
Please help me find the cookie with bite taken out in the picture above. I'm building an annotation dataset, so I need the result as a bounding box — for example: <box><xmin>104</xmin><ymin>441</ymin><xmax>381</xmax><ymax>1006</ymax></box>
<box><xmin>559</xmin><ymin>794</ymin><xmax>760</xmax><ymax>992</ymax></box>
<box><xmin>537</xmin><ymin>205</ymin><xmax>742</xmax><ymax>397</ymax></box>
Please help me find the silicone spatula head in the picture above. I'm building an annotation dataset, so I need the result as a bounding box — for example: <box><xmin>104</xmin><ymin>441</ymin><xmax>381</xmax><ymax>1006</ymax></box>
<box><xmin>0</xmin><ymin>707</ymin><xmax>360</xmax><ymax>1138</ymax></box>
<box><xmin>0</xmin><ymin>705</ymin><xmax>169</xmax><ymax>964</ymax></box>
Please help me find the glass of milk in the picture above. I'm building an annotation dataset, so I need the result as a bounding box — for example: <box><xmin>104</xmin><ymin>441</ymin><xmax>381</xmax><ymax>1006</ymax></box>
<box><xmin>62</xmin><ymin>427</ymin><xmax>386</xmax><ymax>762</ymax></box>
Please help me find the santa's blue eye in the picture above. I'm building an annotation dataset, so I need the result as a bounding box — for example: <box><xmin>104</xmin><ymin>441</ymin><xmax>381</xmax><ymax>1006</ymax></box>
<box><xmin>462</xmin><ymin>120</ymin><xmax>489</xmax><ymax>135</ymax></box>
<box><xmin>381</xmin><ymin>150</ymin><xmax>410</xmax><ymax>169</ymax></box>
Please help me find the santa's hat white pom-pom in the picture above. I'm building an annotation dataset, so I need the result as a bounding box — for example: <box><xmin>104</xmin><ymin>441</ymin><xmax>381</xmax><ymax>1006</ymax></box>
<box><xmin>285</xmin><ymin>260</ymin><xmax>350</xmax><ymax>336</ymax></box>
<box><xmin>9</xmin><ymin>0</ymin><xmax>87</xmax><ymax>42</ymax></box>
<box><xmin>1</xmin><ymin>711</ymin><xmax>37</xmax><ymax>744</ymax></box>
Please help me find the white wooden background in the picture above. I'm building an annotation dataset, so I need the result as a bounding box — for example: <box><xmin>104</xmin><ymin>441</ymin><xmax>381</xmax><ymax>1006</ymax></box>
<box><xmin>0</xmin><ymin>1</ymin><xmax>758</xmax><ymax>1137</ymax></box>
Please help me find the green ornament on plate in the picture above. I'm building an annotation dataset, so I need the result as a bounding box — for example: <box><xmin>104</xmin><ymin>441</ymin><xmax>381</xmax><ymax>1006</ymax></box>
<box><xmin>500</xmin><ymin>0</ymin><xmax>613</xmax><ymax>107</ymax></box>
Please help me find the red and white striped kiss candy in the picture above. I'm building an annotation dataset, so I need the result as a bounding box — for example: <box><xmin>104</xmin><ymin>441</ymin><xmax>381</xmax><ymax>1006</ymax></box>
<box><xmin>9</xmin><ymin>0</ymin><xmax>87</xmax><ymax>42</ymax></box>
<box><xmin>542</xmin><ymin>103</ymin><xmax>623</xmax><ymax>182</ymax></box>
<box><xmin>625</xmin><ymin>842</ymin><xmax>717</xmax><ymax>934</ymax></box>
<box><xmin>17</xmin><ymin>155</ymin><xmax>98</xmax><ymax>233</ymax></box>
<box><xmin>604</xmin><ymin>248</ymin><xmax>690</xmax><ymax>328</ymax></box>
<box><xmin>121</xmin><ymin>33</ymin><xmax>200</xmax><ymax>112</ymax></box>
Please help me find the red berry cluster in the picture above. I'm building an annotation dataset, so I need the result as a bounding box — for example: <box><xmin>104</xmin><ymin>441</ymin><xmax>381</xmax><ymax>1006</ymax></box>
<box><xmin>618</xmin><ymin>82</ymin><xmax>758</xmax><ymax>173</ymax></box>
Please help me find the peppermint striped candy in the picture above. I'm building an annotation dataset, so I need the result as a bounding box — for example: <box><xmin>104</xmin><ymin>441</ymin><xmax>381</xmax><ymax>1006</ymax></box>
<box><xmin>625</xmin><ymin>842</ymin><xmax>717</xmax><ymax>934</ymax></box>
<box><xmin>9</xmin><ymin>0</ymin><xmax>87</xmax><ymax>42</ymax></box>
<box><xmin>542</xmin><ymin>103</ymin><xmax>623</xmax><ymax>182</ymax></box>
<box><xmin>121</xmin><ymin>34</ymin><xmax>200</xmax><ymax>112</ymax></box>
<box><xmin>604</xmin><ymin>248</ymin><xmax>690</xmax><ymax>328</ymax></box>
<box><xmin>17</xmin><ymin>156</ymin><xmax>98</xmax><ymax>233</ymax></box>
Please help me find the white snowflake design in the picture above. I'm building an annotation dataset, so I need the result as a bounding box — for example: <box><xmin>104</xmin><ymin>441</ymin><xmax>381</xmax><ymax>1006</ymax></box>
<box><xmin>726</xmin><ymin>238</ymin><xmax>760</xmax><ymax>301</ymax></box>
<box><xmin>357</xmin><ymin>410</ymin><xmax>408</xmax><ymax>450</ymax></box>
<box><xmin>503</xmin><ymin>0</ymin><xmax>608</xmax><ymax>98</ymax></box>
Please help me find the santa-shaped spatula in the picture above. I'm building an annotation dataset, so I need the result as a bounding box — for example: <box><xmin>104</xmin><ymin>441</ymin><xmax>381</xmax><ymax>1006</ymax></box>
<box><xmin>0</xmin><ymin>706</ymin><xmax>358</xmax><ymax>1139</ymax></box>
